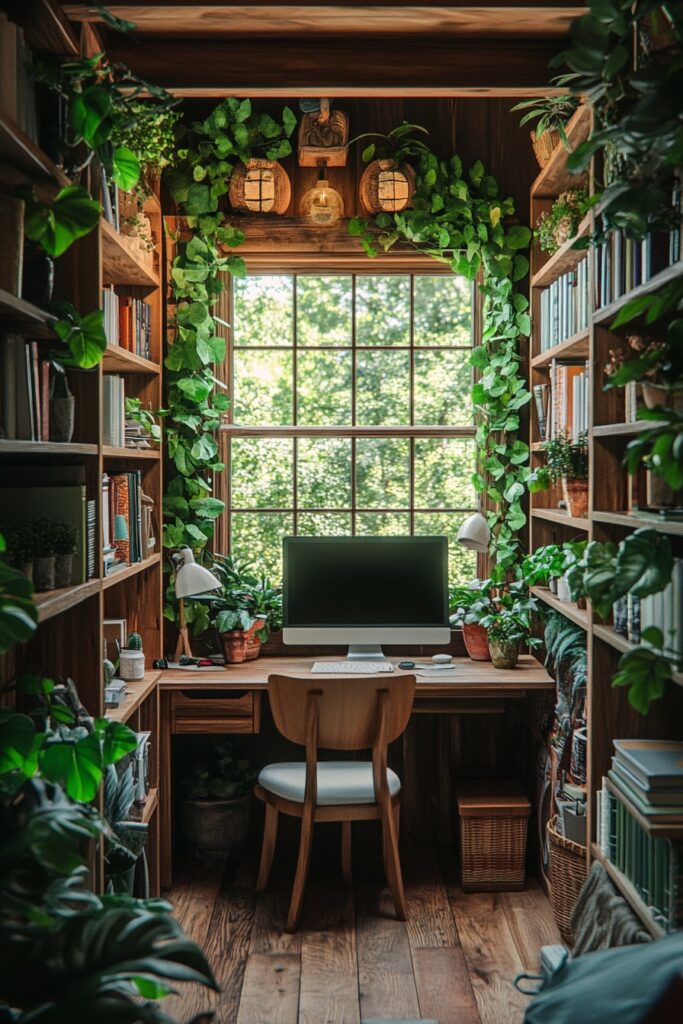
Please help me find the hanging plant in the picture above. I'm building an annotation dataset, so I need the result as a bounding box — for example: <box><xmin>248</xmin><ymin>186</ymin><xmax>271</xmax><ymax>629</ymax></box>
<box><xmin>349</xmin><ymin>148</ymin><xmax>532</xmax><ymax>580</ymax></box>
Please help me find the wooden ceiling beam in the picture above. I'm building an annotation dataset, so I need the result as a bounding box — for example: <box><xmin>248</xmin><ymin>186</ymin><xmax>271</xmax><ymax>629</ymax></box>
<box><xmin>103</xmin><ymin>34</ymin><xmax>566</xmax><ymax>96</ymax></box>
<box><xmin>63</xmin><ymin>4</ymin><xmax>585</xmax><ymax>37</ymax></box>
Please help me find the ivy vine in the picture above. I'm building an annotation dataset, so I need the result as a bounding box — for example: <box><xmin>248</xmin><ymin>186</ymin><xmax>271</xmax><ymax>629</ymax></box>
<box><xmin>349</xmin><ymin>151</ymin><xmax>532</xmax><ymax>581</ymax></box>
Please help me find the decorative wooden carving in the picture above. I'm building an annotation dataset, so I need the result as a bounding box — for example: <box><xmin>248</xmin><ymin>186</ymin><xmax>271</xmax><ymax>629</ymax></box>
<box><xmin>359</xmin><ymin>159</ymin><xmax>416</xmax><ymax>214</ymax></box>
<box><xmin>298</xmin><ymin>99</ymin><xmax>349</xmax><ymax>167</ymax></box>
<box><xmin>229</xmin><ymin>159</ymin><xmax>291</xmax><ymax>214</ymax></box>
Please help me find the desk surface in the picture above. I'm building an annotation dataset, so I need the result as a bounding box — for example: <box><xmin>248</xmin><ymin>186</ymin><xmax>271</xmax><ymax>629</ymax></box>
<box><xmin>161</xmin><ymin>654</ymin><xmax>553</xmax><ymax>698</ymax></box>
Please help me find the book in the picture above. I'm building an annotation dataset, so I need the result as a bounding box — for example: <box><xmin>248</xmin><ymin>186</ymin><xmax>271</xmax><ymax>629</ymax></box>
<box><xmin>613</xmin><ymin>739</ymin><xmax>683</xmax><ymax>791</ymax></box>
<box><xmin>612</xmin><ymin>757</ymin><xmax>683</xmax><ymax>806</ymax></box>
<box><xmin>608</xmin><ymin>770</ymin><xmax>683</xmax><ymax>824</ymax></box>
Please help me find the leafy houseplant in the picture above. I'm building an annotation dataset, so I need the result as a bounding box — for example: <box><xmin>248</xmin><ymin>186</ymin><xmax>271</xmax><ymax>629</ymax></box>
<box><xmin>604</xmin><ymin>331</ymin><xmax>683</xmax><ymax>412</ymax></box>
<box><xmin>180</xmin><ymin>739</ymin><xmax>256</xmax><ymax>864</ymax></box>
<box><xmin>18</xmin><ymin>184</ymin><xmax>101</xmax><ymax>258</ymax></box>
<box><xmin>480</xmin><ymin>604</ymin><xmax>539</xmax><ymax>669</ymax></box>
<box><xmin>449</xmin><ymin>581</ymin><xmax>495</xmax><ymax>661</ymax></box>
<box><xmin>0</xmin><ymin>531</ymin><xmax>37</xmax><ymax>653</ymax></box>
<box><xmin>625</xmin><ymin>408</ymin><xmax>683</xmax><ymax>496</ymax></box>
<box><xmin>511</xmin><ymin>93</ymin><xmax>580</xmax><ymax>166</ymax></box>
<box><xmin>51</xmin><ymin>300</ymin><xmax>108</xmax><ymax>369</ymax></box>
<box><xmin>536</xmin><ymin>188</ymin><xmax>591</xmax><ymax>254</ymax></box>
<box><xmin>530</xmin><ymin>432</ymin><xmax>589</xmax><ymax>519</ymax></box>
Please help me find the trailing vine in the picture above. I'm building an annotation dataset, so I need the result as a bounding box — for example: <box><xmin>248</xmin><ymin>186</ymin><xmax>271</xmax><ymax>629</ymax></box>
<box><xmin>162</xmin><ymin>100</ymin><xmax>295</xmax><ymax>618</ymax></box>
<box><xmin>349</xmin><ymin>151</ymin><xmax>532</xmax><ymax>580</ymax></box>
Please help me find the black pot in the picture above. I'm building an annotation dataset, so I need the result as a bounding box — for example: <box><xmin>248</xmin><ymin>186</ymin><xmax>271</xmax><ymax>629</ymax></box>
<box><xmin>180</xmin><ymin>795</ymin><xmax>251</xmax><ymax>865</ymax></box>
<box><xmin>22</xmin><ymin>243</ymin><xmax>54</xmax><ymax>309</ymax></box>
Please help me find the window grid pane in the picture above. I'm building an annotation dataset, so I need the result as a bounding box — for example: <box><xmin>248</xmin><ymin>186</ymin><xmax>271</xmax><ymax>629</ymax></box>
<box><xmin>229</xmin><ymin>273</ymin><xmax>475</xmax><ymax>582</ymax></box>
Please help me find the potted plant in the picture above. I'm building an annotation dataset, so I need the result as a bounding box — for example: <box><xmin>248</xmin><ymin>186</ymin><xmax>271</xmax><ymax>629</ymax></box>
<box><xmin>213</xmin><ymin>608</ymin><xmax>259</xmax><ymax>664</ymax></box>
<box><xmin>353</xmin><ymin>121</ymin><xmax>429</xmax><ymax>214</ymax></box>
<box><xmin>521</xmin><ymin>543</ymin><xmax>565</xmax><ymax>593</ymax></box>
<box><xmin>604</xmin><ymin>333</ymin><xmax>683</xmax><ymax>412</ymax></box>
<box><xmin>559</xmin><ymin>540</ymin><xmax>588</xmax><ymax>608</ymax></box>
<box><xmin>536</xmin><ymin>188</ymin><xmax>590</xmax><ymax>254</ymax></box>
<box><xmin>512</xmin><ymin>93</ymin><xmax>580</xmax><ymax>167</ymax></box>
<box><xmin>480</xmin><ymin>596</ymin><xmax>541</xmax><ymax>670</ymax></box>
<box><xmin>530</xmin><ymin>432</ymin><xmax>589</xmax><ymax>519</ymax></box>
<box><xmin>180</xmin><ymin>739</ymin><xmax>256</xmax><ymax>864</ymax></box>
<box><xmin>210</xmin><ymin>555</ymin><xmax>281</xmax><ymax>661</ymax></box>
<box><xmin>27</xmin><ymin>518</ymin><xmax>59</xmax><ymax>592</ymax></box>
<box><xmin>52</xmin><ymin>520</ymin><xmax>77</xmax><ymax>587</ymax></box>
<box><xmin>2</xmin><ymin>522</ymin><xmax>37</xmax><ymax>582</ymax></box>
<box><xmin>449</xmin><ymin>580</ymin><xmax>495</xmax><ymax>661</ymax></box>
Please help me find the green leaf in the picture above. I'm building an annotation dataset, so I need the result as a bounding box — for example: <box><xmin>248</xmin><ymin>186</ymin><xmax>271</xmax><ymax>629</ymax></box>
<box><xmin>507</xmin><ymin>225</ymin><xmax>532</xmax><ymax>250</ymax></box>
<box><xmin>177</xmin><ymin>377</ymin><xmax>212</xmax><ymax>403</ymax></box>
<box><xmin>111</xmin><ymin>146</ymin><xmax>140</xmax><ymax>190</ymax></box>
<box><xmin>40</xmin><ymin>734</ymin><xmax>104</xmax><ymax>803</ymax></box>
<box><xmin>69</xmin><ymin>85</ymin><xmax>112</xmax><ymax>147</ymax></box>
<box><xmin>24</xmin><ymin>185</ymin><xmax>101</xmax><ymax>258</ymax></box>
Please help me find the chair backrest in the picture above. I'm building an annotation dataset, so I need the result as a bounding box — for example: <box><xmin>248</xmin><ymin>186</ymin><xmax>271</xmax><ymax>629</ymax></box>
<box><xmin>267</xmin><ymin>674</ymin><xmax>416</xmax><ymax>751</ymax></box>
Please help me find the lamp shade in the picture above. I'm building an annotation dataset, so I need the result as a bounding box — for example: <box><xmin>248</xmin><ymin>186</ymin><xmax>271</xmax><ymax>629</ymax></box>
<box><xmin>456</xmin><ymin>511</ymin><xmax>491</xmax><ymax>553</ymax></box>
<box><xmin>174</xmin><ymin>547</ymin><xmax>221</xmax><ymax>599</ymax></box>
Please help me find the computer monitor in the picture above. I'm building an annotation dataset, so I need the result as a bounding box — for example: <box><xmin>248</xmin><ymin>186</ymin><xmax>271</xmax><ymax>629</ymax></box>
<box><xmin>283</xmin><ymin>535</ymin><xmax>450</xmax><ymax>659</ymax></box>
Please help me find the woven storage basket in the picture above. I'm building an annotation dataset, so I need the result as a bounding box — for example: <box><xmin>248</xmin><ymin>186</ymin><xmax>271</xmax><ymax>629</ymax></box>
<box><xmin>547</xmin><ymin>814</ymin><xmax>587</xmax><ymax>944</ymax></box>
<box><xmin>457</xmin><ymin>780</ymin><xmax>531</xmax><ymax>892</ymax></box>
<box><xmin>531</xmin><ymin>129</ymin><xmax>561</xmax><ymax>168</ymax></box>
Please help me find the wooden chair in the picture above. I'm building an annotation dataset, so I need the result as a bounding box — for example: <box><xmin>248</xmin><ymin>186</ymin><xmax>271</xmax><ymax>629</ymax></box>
<box><xmin>255</xmin><ymin>673</ymin><xmax>416</xmax><ymax>931</ymax></box>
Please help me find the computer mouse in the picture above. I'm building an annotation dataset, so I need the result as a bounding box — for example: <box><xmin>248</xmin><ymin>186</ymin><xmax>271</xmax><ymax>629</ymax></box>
<box><xmin>432</xmin><ymin>654</ymin><xmax>452</xmax><ymax>664</ymax></box>
<box><xmin>398</xmin><ymin>660</ymin><xmax>416</xmax><ymax>669</ymax></box>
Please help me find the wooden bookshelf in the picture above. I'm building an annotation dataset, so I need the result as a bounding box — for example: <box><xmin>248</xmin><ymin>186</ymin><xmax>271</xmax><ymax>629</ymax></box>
<box><xmin>0</xmin><ymin>84</ymin><xmax>165</xmax><ymax>895</ymax></box>
<box><xmin>528</xmin><ymin>100</ymin><xmax>683</xmax><ymax>933</ymax></box>
<box><xmin>530</xmin><ymin>213</ymin><xmax>591</xmax><ymax>289</ymax></box>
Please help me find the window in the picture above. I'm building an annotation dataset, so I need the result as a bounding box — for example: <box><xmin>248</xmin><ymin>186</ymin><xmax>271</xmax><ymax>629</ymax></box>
<box><xmin>224</xmin><ymin>273</ymin><xmax>477</xmax><ymax>584</ymax></box>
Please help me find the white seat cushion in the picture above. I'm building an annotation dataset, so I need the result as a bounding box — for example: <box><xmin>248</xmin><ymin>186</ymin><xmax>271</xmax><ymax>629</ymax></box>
<box><xmin>258</xmin><ymin>761</ymin><xmax>401</xmax><ymax>806</ymax></box>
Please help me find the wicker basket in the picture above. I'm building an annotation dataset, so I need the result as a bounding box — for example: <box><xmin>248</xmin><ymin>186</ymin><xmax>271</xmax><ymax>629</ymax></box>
<box><xmin>531</xmin><ymin>129</ymin><xmax>561</xmax><ymax>168</ymax></box>
<box><xmin>228</xmin><ymin>159</ymin><xmax>291</xmax><ymax>214</ymax></box>
<box><xmin>457</xmin><ymin>780</ymin><xmax>531</xmax><ymax>892</ymax></box>
<box><xmin>547</xmin><ymin>814</ymin><xmax>587</xmax><ymax>944</ymax></box>
<box><xmin>359</xmin><ymin>159</ymin><xmax>415</xmax><ymax>214</ymax></box>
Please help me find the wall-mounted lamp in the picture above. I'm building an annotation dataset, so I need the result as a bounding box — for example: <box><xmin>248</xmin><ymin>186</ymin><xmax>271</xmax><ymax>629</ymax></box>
<box><xmin>456</xmin><ymin>510</ymin><xmax>491</xmax><ymax>553</ymax></box>
<box><xmin>299</xmin><ymin>160</ymin><xmax>344</xmax><ymax>226</ymax></box>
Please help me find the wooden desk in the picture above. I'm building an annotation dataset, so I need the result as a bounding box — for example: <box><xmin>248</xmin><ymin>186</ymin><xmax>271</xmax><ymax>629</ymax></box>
<box><xmin>159</xmin><ymin>655</ymin><xmax>552</xmax><ymax>887</ymax></box>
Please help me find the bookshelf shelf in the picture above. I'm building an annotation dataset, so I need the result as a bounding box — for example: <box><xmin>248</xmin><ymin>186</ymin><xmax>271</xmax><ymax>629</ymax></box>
<box><xmin>531</xmin><ymin>328</ymin><xmax>590</xmax><ymax>369</ymax></box>
<box><xmin>592</xmin><ymin>511</ymin><xmax>683</xmax><ymax>537</ymax></box>
<box><xmin>102</xmin><ymin>446</ymin><xmax>161</xmax><ymax>461</ymax></box>
<box><xmin>0</xmin><ymin>110</ymin><xmax>70</xmax><ymax>187</ymax></box>
<box><xmin>0</xmin><ymin>288</ymin><xmax>56</xmax><ymax>337</ymax></box>
<box><xmin>106</xmin><ymin>671</ymin><xmax>161</xmax><ymax>724</ymax></box>
<box><xmin>531</xmin><ymin>214</ymin><xmax>591</xmax><ymax>290</ymax></box>
<box><xmin>101</xmin><ymin>220</ymin><xmax>160</xmax><ymax>289</ymax></box>
<box><xmin>102</xmin><ymin>553</ymin><xmax>161</xmax><ymax>590</ymax></box>
<box><xmin>592</xmin><ymin>421</ymin><xmax>666</xmax><ymax>438</ymax></box>
<box><xmin>531</xmin><ymin>585</ymin><xmax>589</xmax><ymax>630</ymax></box>
<box><xmin>34</xmin><ymin>578</ymin><xmax>101</xmax><ymax>624</ymax></box>
<box><xmin>0</xmin><ymin>439</ymin><xmax>98</xmax><ymax>456</ymax></box>
<box><xmin>531</xmin><ymin>508</ymin><xmax>590</xmax><ymax>531</ymax></box>
<box><xmin>593</xmin><ymin>260</ymin><xmax>683</xmax><ymax>327</ymax></box>
<box><xmin>590</xmin><ymin>844</ymin><xmax>665</xmax><ymax>939</ymax></box>
<box><xmin>103</xmin><ymin>345</ymin><xmax>161</xmax><ymax>375</ymax></box>
<box><xmin>593</xmin><ymin>625</ymin><xmax>683</xmax><ymax>688</ymax></box>
<box><xmin>529</xmin><ymin>104</ymin><xmax>591</xmax><ymax>199</ymax></box>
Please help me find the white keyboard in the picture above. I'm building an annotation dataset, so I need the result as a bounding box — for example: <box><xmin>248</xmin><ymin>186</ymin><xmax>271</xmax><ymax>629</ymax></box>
<box><xmin>311</xmin><ymin>660</ymin><xmax>395</xmax><ymax>674</ymax></box>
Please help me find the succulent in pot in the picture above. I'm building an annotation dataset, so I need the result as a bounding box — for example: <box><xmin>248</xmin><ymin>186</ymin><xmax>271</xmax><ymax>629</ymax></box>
<box><xmin>529</xmin><ymin>432</ymin><xmax>589</xmax><ymax>519</ymax></box>
<box><xmin>180</xmin><ymin>739</ymin><xmax>257</xmax><ymax>864</ymax></box>
<box><xmin>449</xmin><ymin>580</ymin><xmax>495</xmax><ymax>661</ymax></box>
<box><xmin>604</xmin><ymin>333</ymin><xmax>683</xmax><ymax>412</ymax></box>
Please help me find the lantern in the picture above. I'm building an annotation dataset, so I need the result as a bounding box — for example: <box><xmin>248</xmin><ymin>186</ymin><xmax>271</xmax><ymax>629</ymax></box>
<box><xmin>228</xmin><ymin>158</ymin><xmax>291</xmax><ymax>214</ymax></box>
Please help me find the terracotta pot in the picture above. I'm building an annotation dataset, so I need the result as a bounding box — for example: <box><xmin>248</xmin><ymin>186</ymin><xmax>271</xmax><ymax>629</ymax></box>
<box><xmin>244</xmin><ymin>634</ymin><xmax>261</xmax><ymax>661</ymax></box>
<box><xmin>562</xmin><ymin>477</ymin><xmax>588</xmax><ymax>519</ymax></box>
<box><xmin>180</xmin><ymin>794</ymin><xmax>251</xmax><ymax>865</ymax></box>
<box><xmin>642</xmin><ymin>383</ymin><xmax>683</xmax><ymax>414</ymax></box>
<box><xmin>489</xmin><ymin>637</ymin><xmax>520</xmax><ymax>670</ymax></box>
<box><xmin>220</xmin><ymin>630</ymin><xmax>248</xmax><ymax>664</ymax></box>
<box><xmin>462</xmin><ymin>622</ymin><xmax>491</xmax><ymax>661</ymax></box>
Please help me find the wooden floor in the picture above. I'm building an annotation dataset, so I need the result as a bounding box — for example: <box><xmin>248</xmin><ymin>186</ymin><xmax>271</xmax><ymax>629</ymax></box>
<box><xmin>164</xmin><ymin>839</ymin><xmax>560</xmax><ymax>1024</ymax></box>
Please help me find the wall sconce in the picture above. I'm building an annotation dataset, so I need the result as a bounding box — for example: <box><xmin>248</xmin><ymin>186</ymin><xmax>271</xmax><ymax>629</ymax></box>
<box><xmin>299</xmin><ymin>160</ymin><xmax>344</xmax><ymax>226</ymax></box>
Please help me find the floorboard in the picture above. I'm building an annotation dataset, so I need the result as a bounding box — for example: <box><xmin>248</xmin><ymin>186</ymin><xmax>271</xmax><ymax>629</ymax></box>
<box><xmin>166</xmin><ymin>845</ymin><xmax>558</xmax><ymax>1024</ymax></box>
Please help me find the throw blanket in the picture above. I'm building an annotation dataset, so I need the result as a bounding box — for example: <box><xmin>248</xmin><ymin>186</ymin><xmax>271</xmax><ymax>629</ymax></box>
<box><xmin>570</xmin><ymin>861</ymin><xmax>652</xmax><ymax>954</ymax></box>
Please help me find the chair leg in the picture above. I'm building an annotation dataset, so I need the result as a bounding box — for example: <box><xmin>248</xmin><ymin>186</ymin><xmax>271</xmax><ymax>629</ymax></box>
<box><xmin>381</xmin><ymin>801</ymin><xmax>407</xmax><ymax>921</ymax></box>
<box><xmin>341</xmin><ymin>821</ymin><xmax>352</xmax><ymax>886</ymax></box>
<box><xmin>256</xmin><ymin>802</ymin><xmax>278</xmax><ymax>894</ymax></box>
<box><xmin>286</xmin><ymin>806</ymin><xmax>314</xmax><ymax>932</ymax></box>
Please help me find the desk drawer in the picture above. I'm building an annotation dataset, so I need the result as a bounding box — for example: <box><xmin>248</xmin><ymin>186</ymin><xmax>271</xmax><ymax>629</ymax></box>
<box><xmin>171</xmin><ymin>689</ymin><xmax>259</xmax><ymax>734</ymax></box>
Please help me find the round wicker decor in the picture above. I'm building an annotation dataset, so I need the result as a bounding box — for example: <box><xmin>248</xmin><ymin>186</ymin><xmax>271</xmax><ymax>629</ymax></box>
<box><xmin>229</xmin><ymin>159</ymin><xmax>291</xmax><ymax>214</ymax></box>
<box><xmin>359</xmin><ymin>159</ymin><xmax>415</xmax><ymax>214</ymax></box>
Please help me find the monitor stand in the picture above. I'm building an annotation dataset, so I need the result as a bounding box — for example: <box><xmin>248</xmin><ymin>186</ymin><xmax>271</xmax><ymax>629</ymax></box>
<box><xmin>346</xmin><ymin>643</ymin><xmax>385</xmax><ymax>661</ymax></box>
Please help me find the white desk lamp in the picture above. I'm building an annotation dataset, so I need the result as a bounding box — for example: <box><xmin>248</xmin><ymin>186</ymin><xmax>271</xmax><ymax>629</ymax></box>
<box><xmin>456</xmin><ymin>510</ymin><xmax>491</xmax><ymax>553</ymax></box>
<box><xmin>173</xmin><ymin>547</ymin><xmax>221</xmax><ymax>660</ymax></box>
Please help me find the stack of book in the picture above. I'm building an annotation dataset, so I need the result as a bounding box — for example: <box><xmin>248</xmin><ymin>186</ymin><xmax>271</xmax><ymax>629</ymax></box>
<box><xmin>1</xmin><ymin>335</ymin><xmax>61</xmax><ymax>442</ymax></box>
<box><xmin>102</xmin><ymin>471</ymin><xmax>156</xmax><ymax>575</ymax></box>
<box><xmin>595</xmin><ymin>195</ymin><xmax>681</xmax><ymax>309</ymax></box>
<box><xmin>0</xmin><ymin>13</ymin><xmax>38</xmax><ymax>143</ymax></box>
<box><xmin>539</xmin><ymin>259</ymin><xmax>589</xmax><ymax>350</ymax></box>
<box><xmin>598</xmin><ymin>739</ymin><xmax>683</xmax><ymax>932</ymax></box>
<box><xmin>102</xmin><ymin>287</ymin><xmax>152</xmax><ymax>360</ymax></box>
<box><xmin>533</xmin><ymin>360</ymin><xmax>590</xmax><ymax>442</ymax></box>
<box><xmin>103</xmin><ymin>375</ymin><xmax>126</xmax><ymax>448</ymax></box>
<box><xmin>125</xmin><ymin>418</ymin><xmax>153</xmax><ymax>450</ymax></box>
<box><xmin>618</xmin><ymin>560</ymin><xmax>683</xmax><ymax>664</ymax></box>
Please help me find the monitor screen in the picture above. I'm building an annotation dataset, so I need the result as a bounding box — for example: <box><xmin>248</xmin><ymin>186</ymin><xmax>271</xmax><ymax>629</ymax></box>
<box><xmin>283</xmin><ymin>536</ymin><xmax>449</xmax><ymax>628</ymax></box>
